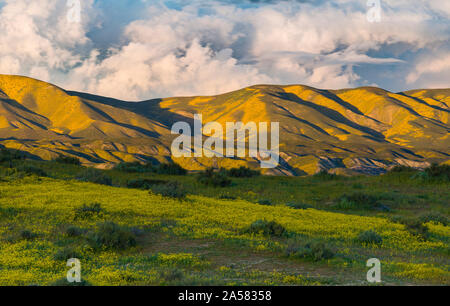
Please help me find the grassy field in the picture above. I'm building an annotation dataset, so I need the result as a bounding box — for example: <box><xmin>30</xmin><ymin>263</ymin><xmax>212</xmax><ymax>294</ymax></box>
<box><xmin>0</xmin><ymin>156</ymin><xmax>448</xmax><ymax>286</ymax></box>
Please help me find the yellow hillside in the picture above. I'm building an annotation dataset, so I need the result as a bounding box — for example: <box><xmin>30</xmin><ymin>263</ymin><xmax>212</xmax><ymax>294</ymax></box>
<box><xmin>0</xmin><ymin>75</ymin><xmax>449</xmax><ymax>175</ymax></box>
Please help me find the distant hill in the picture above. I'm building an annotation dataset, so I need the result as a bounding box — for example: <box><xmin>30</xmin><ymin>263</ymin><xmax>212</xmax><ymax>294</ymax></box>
<box><xmin>0</xmin><ymin>74</ymin><xmax>449</xmax><ymax>175</ymax></box>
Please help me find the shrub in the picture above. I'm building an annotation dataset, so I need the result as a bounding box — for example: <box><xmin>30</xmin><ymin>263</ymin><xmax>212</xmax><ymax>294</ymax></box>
<box><xmin>87</xmin><ymin>222</ymin><xmax>137</xmax><ymax>250</ymax></box>
<box><xmin>20</xmin><ymin>230</ymin><xmax>37</xmax><ymax>240</ymax></box>
<box><xmin>226</xmin><ymin>166</ymin><xmax>260</xmax><ymax>178</ymax></box>
<box><xmin>424</xmin><ymin>163</ymin><xmax>450</xmax><ymax>181</ymax></box>
<box><xmin>53</xmin><ymin>155</ymin><xmax>81</xmax><ymax>165</ymax></box>
<box><xmin>76</xmin><ymin>168</ymin><xmax>112</xmax><ymax>186</ymax></box>
<box><xmin>127</xmin><ymin>178</ymin><xmax>165</xmax><ymax>190</ymax></box>
<box><xmin>0</xmin><ymin>148</ymin><xmax>24</xmax><ymax>163</ymax></box>
<box><xmin>356</xmin><ymin>230</ymin><xmax>383</xmax><ymax>245</ymax></box>
<box><xmin>257</xmin><ymin>199</ymin><xmax>273</xmax><ymax>206</ymax></box>
<box><xmin>391</xmin><ymin>217</ymin><xmax>430</xmax><ymax>240</ymax></box>
<box><xmin>286</xmin><ymin>239</ymin><xmax>334</xmax><ymax>261</ymax></box>
<box><xmin>333</xmin><ymin>192</ymin><xmax>385</xmax><ymax>210</ymax></box>
<box><xmin>246</xmin><ymin>220</ymin><xmax>286</xmax><ymax>237</ymax></box>
<box><xmin>114</xmin><ymin>162</ymin><xmax>153</xmax><ymax>173</ymax></box>
<box><xmin>54</xmin><ymin>246</ymin><xmax>81</xmax><ymax>261</ymax></box>
<box><xmin>0</xmin><ymin>206</ymin><xmax>19</xmax><ymax>218</ymax></box>
<box><xmin>66</xmin><ymin>226</ymin><xmax>84</xmax><ymax>237</ymax></box>
<box><xmin>286</xmin><ymin>202</ymin><xmax>313</xmax><ymax>210</ymax></box>
<box><xmin>218</xmin><ymin>193</ymin><xmax>237</xmax><ymax>200</ymax></box>
<box><xmin>197</xmin><ymin>168</ymin><xmax>232</xmax><ymax>187</ymax></box>
<box><xmin>404</xmin><ymin>220</ymin><xmax>429</xmax><ymax>240</ymax></box>
<box><xmin>160</xmin><ymin>269</ymin><xmax>184</xmax><ymax>282</ymax></box>
<box><xmin>419</xmin><ymin>213</ymin><xmax>448</xmax><ymax>226</ymax></box>
<box><xmin>150</xmin><ymin>181</ymin><xmax>187</xmax><ymax>199</ymax></box>
<box><xmin>313</xmin><ymin>170</ymin><xmax>341</xmax><ymax>181</ymax></box>
<box><xmin>155</xmin><ymin>163</ymin><xmax>187</xmax><ymax>175</ymax></box>
<box><xmin>15</xmin><ymin>165</ymin><xmax>47</xmax><ymax>177</ymax></box>
<box><xmin>389</xmin><ymin>165</ymin><xmax>418</xmax><ymax>173</ymax></box>
<box><xmin>74</xmin><ymin>203</ymin><xmax>104</xmax><ymax>219</ymax></box>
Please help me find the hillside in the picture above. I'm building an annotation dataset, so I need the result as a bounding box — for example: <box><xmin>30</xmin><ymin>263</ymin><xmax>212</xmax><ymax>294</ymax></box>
<box><xmin>0</xmin><ymin>75</ymin><xmax>449</xmax><ymax>175</ymax></box>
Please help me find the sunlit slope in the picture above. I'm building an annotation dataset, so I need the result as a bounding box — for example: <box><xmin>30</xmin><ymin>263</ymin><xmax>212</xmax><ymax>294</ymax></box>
<box><xmin>0</xmin><ymin>75</ymin><xmax>448</xmax><ymax>174</ymax></box>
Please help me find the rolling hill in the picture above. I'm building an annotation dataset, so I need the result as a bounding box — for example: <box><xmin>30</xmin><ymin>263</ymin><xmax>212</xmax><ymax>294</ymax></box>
<box><xmin>0</xmin><ymin>74</ymin><xmax>449</xmax><ymax>175</ymax></box>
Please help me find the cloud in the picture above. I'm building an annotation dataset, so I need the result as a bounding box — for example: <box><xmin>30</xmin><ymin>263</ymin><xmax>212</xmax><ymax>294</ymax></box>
<box><xmin>0</xmin><ymin>0</ymin><xmax>448</xmax><ymax>99</ymax></box>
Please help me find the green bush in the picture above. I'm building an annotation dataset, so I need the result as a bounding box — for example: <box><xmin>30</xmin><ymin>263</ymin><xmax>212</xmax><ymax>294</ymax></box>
<box><xmin>53</xmin><ymin>155</ymin><xmax>81</xmax><ymax>165</ymax></box>
<box><xmin>0</xmin><ymin>148</ymin><xmax>24</xmax><ymax>163</ymax></box>
<box><xmin>356</xmin><ymin>230</ymin><xmax>383</xmax><ymax>245</ymax></box>
<box><xmin>419</xmin><ymin>213</ymin><xmax>448</xmax><ymax>226</ymax></box>
<box><xmin>20</xmin><ymin>230</ymin><xmax>37</xmax><ymax>240</ymax></box>
<box><xmin>54</xmin><ymin>246</ymin><xmax>81</xmax><ymax>261</ymax></box>
<box><xmin>87</xmin><ymin>222</ymin><xmax>137</xmax><ymax>250</ymax></box>
<box><xmin>286</xmin><ymin>239</ymin><xmax>335</xmax><ymax>261</ymax></box>
<box><xmin>76</xmin><ymin>168</ymin><xmax>112</xmax><ymax>186</ymax></box>
<box><xmin>286</xmin><ymin>202</ymin><xmax>313</xmax><ymax>210</ymax></box>
<box><xmin>226</xmin><ymin>166</ymin><xmax>260</xmax><ymax>178</ymax></box>
<box><xmin>424</xmin><ymin>163</ymin><xmax>450</xmax><ymax>181</ymax></box>
<box><xmin>246</xmin><ymin>220</ymin><xmax>286</xmax><ymax>237</ymax></box>
<box><xmin>159</xmin><ymin>269</ymin><xmax>184</xmax><ymax>282</ymax></box>
<box><xmin>333</xmin><ymin>192</ymin><xmax>389</xmax><ymax>211</ymax></box>
<box><xmin>74</xmin><ymin>203</ymin><xmax>104</xmax><ymax>219</ymax></box>
<box><xmin>155</xmin><ymin>163</ymin><xmax>187</xmax><ymax>175</ymax></box>
<box><xmin>15</xmin><ymin>165</ymin><xmax>47</xmax><ymax>177</ymax></box>
<box><xmin>197</xmin><ymin>168</ymin><xmax>232</xmax><ymax>187</ymax></box>
<box><xmin>0</xmin><ymin>206</ymin><xmax>19</xmax><ymax>218</ymax></box>
<box><xmin>150</xmin><ymin>181</ymin><xmax>187</xmax><ymax>199</ymax></box>
<box><xmin>218</xmin><ymin>193</ymin><xmax>237</xmax><ymax>200</ymax></box>
<box><xmin>114</xmin><ymin>162</ymin><xmax>153</xmax><ymax>173</ymax></box>
<box><xmin>66</xmin><ymin>226</ymin><xmax>84</xmax><ymax>237</ymax></box>
<box><xmin>389</xmin><ymin>165</ymin><xmax>418</xmax><ymax>173</ymax></box>
<box><xmin>313</xmin><ymin>170</ymin><xmax>341</xmax><ymax>181</ymax></box>
<box><xmin>257</xmin><ymin>199</ymin><xmax>273</xmax><ymax>206</ymax></box>
<box><xmin>391</xmin><ymin>217</ymin><xmax>430</xmax><ymax>240</ymax></box>
<box><xmin>127</xmin><ymin>178</ymin><xmax>165</xmax><ymax>190</ymax></box>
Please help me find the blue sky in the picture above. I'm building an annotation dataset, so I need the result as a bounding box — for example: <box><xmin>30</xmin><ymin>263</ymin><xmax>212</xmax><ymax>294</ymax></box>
<box><xmin>0</xmin><ymin>0</ymin><xmax>449</xmax><ymax>99</ymax></box>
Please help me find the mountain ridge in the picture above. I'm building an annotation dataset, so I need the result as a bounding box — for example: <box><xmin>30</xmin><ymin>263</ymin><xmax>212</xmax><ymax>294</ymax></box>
<box><xmin>0</xmin><ymin>74</ymin><xmax>449</xmax><ymax>175</ymax></box>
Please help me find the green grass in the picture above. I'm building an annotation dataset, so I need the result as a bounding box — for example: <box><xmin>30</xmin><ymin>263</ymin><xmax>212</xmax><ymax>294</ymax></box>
<box><xmin>0</xmin><ymin>159</ymin><xmax>448</xmax><ymax>285</ymax></box>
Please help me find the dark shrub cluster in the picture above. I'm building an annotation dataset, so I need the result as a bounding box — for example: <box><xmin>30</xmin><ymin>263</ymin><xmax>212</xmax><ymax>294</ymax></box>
<box><xmin>356</xmin><ymin>230</ymin><xmax>383</xmax><ymax>245</ymax></box>
<box><xmin>54</xmin><ymin>246</ymin><xmax>81</xmax><ymax>261</ymax></box>
<box><xmin>74</xmin><ymin>203</ymin><xmax>104</xmax><ymax>219</ymax></box>
<box><xmin>419</xmin><ymin>212</ymin><xmax>448</xmax><ymax>226</ymax></box>
<box><xmin>15</xmin><ymin>164</ymin><xmax>48</xmax><ymax>177</ymax></box>
<box><xmin>127</xmin><ymin>178</ymin><xmax>165</xmax><ymax>190</ymax></box>
<box><xmin>424</xmin><ymin>163</ymin><xmax>450</xmax><ymax>181</ymax></box>
<box><xmin>286</xmin><ymin>239</ymin><xmax>335</xmax><ymax>261</ymax></box>
<box><xmin>389</xmin><ymin>165</ymin><xmax>418</xmax><ymax>173</ymax></box>
<box><xmin>114</xmin><ymin>162</ymin><xmax>187</xmax><ymax>175</ymax></box>
<box><xmin>20</xmin><ymin>230</ymin><xmax>37</xmax><ymax>240</ymax></box>
<box><xmin>155</xmin><ymin>163</ymin><xmax>187</xmax><ymax>175</ymax></box>
<box><xmin>312</xmin><ymin>170</ymin><xmax>342</xmax><ymax>181</ymax></box>
<box><xmin>333</xmin><ymin>192</ymin><xmax>389</xmax><ymax>211</ymax></box>
<box><xmin>257</xmin><ymin>199</ymin><xmax>273</xmax><ymax>206</ymax></box>
<box><xmin>87</xmin><ymin>222</ymin><xmax>137</xmax><ymax>250</ymax></box>
<box><xmin>391</xmin><ymin>217</ymin><xmax>430</xmax><ymax>240</ymax></box>
<box><xmin>150</xmin><ymin>181</ymin><xmax>187</xmax><ymax>199</ymax></box>
<box><xmin>0</xmin><ymin>148</ymin><xmax>24</xmax><ymax>163</ymax></box>
<box><xmin>53</xmin><ymin>155</ymin><xmax>81</xmax><ymax>165</ymax></box>
<box><xmin>226</xmin><ymin>166</ymin><xmax>260</xmax><ymax>178</ymax></box>
<box><xmin>66</xmin><ymin>226</ymin><xmax>85</xmax><ymax>237</ymax></box>
<box><xmin>246</xmin><ymin>220</ymin><xmax>287</xmax><ymax>237</ymax></box>
<box><xmin>76</xmin><ymin>168</ymin><xmax>112</xmax><ymax>186</ymax></box>
<box><xmin>197</xmin><ymin>168</ymin><xmax>232</xmax><ymax>187</ymax></box>
<box><xmin>286</xmin><ymin>202</ymin><xmax>313</xmax><ymax>210</ymax></box>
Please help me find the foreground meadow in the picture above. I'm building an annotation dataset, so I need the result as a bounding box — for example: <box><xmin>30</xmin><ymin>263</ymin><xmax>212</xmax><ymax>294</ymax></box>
<box><xmin>0</xmin><ymin>159</ymin><xmax>448</xmax><ymax>285</ymax></box>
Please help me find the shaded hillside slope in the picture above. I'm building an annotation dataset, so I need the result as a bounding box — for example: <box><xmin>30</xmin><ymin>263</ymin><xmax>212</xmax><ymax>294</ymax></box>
<box><xmin>0</xmin><ymin>75</ymin><xmax>448</xmax><ymax>175</ymax></box>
